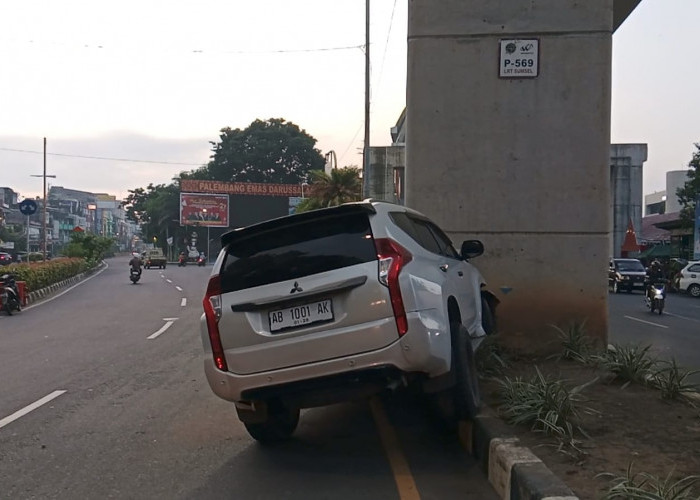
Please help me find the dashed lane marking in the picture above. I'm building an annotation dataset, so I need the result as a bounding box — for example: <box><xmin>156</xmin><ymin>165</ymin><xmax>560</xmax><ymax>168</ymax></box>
<box><xmin>147</xmin><ymin>318</ymin><xmax>179</xmax><ymax>340</ymax></box>
<box><xmin>0</xmin><ymin>390</ymin><xmax>67</xmax><ymax>430</ymax></box>
<box><xmin>623</xmin><ymin>315</ymin><xmax>668</xmax><ymax>329</ymax></box>
<box><xmin>181</xmin><ymin>298</ymin><xmax>187</xmax><ymax>307</ymax></box>
<box><xmin>175</xmin><ymin>286</ymin><xmax>183</xmax><ymax>291</ymax></box>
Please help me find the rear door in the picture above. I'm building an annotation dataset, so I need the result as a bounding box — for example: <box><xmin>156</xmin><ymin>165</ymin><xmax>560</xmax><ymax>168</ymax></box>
<box><xmin>216</xmin><ymin>207</ymin><xmax>398</xmax><ymax>375</ymax></box>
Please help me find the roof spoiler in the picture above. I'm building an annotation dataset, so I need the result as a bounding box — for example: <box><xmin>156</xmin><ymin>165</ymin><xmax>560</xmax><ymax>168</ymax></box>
<box><xmin>220</xmin><ymin>202</ymin><xmax>376</xmax><ymax>247</ymax></box>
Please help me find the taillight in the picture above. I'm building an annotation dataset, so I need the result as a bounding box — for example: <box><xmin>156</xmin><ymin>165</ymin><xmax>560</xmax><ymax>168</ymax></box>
<box><xmin>203</xmin><ymin>274</ymin><xmax>227</xmax><ymax>371</ymax></box>
<box><xmin>375</xmin><ymin>238</ymin><xmax>412</xmax><ymax>336</ymax></box>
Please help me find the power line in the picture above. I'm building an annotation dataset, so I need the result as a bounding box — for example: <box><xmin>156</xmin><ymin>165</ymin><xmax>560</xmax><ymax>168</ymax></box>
<box><xmin>6</xmin><ymin>38</ymin><xmax>364</xmax><ymax>56</ymax></box>
<box><xmin>0</xmin><ymin>147</ymin><xmax>204</xmax><ymax>166</ymax></box>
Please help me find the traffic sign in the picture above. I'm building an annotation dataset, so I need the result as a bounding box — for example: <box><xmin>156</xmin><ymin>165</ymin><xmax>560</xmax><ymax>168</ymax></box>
<box><xmin>19</xmin><ymin>199</ymin><xmax>38</xmax><ymax>216</ymax></box>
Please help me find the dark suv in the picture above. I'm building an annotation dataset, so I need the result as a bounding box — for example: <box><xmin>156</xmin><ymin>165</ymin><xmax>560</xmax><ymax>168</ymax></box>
<box><xmin>200</xmin><ymin>201</ymin><xmax>498</xmax><ymax>442</ymax></box>
<box><xmin>609</xmin><ymin>258</ymin><xmax>646</xmax><ymax>293</ymax></box>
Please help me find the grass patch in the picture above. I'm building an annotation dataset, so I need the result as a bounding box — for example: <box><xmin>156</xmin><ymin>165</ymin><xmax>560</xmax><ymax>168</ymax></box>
<box><xmin>599</xmin><ymin>464</ymin><xmax>700</xmax><ymax>499</ymax></box>
<box><xmin>550</xmin><ymin>320</ymin><xmax>594</xmax><ymax>364</ymax></box>
<box><xmin>649</xmin><ymin>358</ymin><xmax>700</xmax><ymax>402</ymax></box>
<box><xmin>495</xmin><ymin>366</ymin><xmax>597</xmax><ymax>455</ymax></box>
<box><xmin>594</xmin><ymin>343</ymin><xmax>656</xmax><ymax>388</ymax></box>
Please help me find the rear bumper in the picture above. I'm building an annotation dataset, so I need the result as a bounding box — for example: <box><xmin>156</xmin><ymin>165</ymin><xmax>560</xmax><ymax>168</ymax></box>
<box><xmin>201</xmin><ymin>310</ymin><xmax>452</xmax><ymax>405</ymax></box>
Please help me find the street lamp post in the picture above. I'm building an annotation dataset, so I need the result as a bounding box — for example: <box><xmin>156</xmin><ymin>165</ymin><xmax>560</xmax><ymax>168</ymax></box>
<box><xmin>301</xmin><ymin>182</ymin><xmax>309</xmax><ymax>198</ymax></box>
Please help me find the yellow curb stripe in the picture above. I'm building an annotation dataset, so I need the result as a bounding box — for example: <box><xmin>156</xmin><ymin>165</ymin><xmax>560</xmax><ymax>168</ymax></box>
<box><xmin>370</xmin><ymin>397</ymin><xmax>420</xmax><ymax>500</ymax></box>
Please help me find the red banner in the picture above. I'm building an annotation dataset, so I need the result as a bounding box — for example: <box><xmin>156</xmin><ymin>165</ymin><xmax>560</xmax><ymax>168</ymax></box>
<box><xmin>180</xmin><ymin>179</ymin><xmax>302</xmax><ymax>197</ymax></box>
<box><xmin>180</xmin><ymin>193</ymin><xmax>229</xmax><ymax>227</ymax></box>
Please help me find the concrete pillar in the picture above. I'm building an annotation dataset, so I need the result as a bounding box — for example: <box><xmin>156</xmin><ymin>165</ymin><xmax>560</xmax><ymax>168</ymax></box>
<box><xmin>610</xmin><ymin>144</ymin><xmax>647</xmax><ymax>258</ymax></box>
<box><xmin>406</xmin><ymin>0</ymin><xmax>614</xmax><ymax>352</ymax></box>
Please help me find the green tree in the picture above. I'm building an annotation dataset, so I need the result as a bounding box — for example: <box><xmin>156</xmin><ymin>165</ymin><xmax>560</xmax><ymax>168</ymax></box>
<box><xmin>295</xmin><ymin>167</ymin><xmax>362</xmax><ymax>213</ymax></box>
<box><xmin>676</xmin><ymin>143</ymin><xmax>700</xmax><ymax>226</ymax></box>
<box><xmin>123</xmin><ymin>183</ymin><xmax>181</xmax><ymax>251</ymax></box>
<box><xmin>196</xmin><ymin>118</ymin><xmax>325</xmax><ymax>183</ymax></box>
<box><xmin>64</xmin><ymin>232</ymin><xmax>114</xmax><ymax>262</ymax></box>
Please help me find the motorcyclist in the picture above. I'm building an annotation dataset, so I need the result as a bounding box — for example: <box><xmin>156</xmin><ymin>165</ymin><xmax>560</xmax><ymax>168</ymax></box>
<box><xmin>129</xmin><ymin>254</ymin><xmax>142</xmax><ymax>277</ymax></box>
<box><xmin>645</xmin><ymin>259</ymin><xmax>666</xmax><ymax>302</ymax></box>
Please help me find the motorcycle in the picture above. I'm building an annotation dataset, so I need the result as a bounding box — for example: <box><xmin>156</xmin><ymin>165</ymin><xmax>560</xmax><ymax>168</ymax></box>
<box><xmin>1</xmin><ymin>273</ymin><xmax>22</xmax><ymax>315</ymax></box>
<box><xmin>178</xmin><ymin>255</ymin><xmax>187</xmax><ymax>267</ymax></box>
<box><xmin>129</xmin><ymin>269</ymin><xmax>141</xmax><ymax>284</ymax></box>
<box><xmin>645</xmin><ymin>282</ymin><xmax>665</xmax><ymax>315</ymax></box>
<box><xmin>197</xmin><ymin>256</ymin><xmax>206</xmax><ymax>267</ymax></box>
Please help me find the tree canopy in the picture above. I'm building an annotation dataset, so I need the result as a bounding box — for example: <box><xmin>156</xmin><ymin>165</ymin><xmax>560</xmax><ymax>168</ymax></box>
<box><xmin>186</xmin><ymin>118</ymin><xmax>325</xmax><ymax>184</ymax></box>
<box><xmin>295</xmin><ymin>167</ymin><xmax>362</xmax><ymax>213</ymax></box>
<box><xmin>123</xmin><ymin>118</ymin><xmax>325</xmax><ymax>250</ymax></box>
<box><xmin>676</xmin><ymin>142</ymin><xmax>700</xmax><ymax>225</ymax></box>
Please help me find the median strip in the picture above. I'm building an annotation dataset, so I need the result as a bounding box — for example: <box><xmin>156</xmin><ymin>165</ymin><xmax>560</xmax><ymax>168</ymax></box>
<box><xmin>0</xmin><ymin>390</ymin><xmax>67</xmax><ymax>430</ymax></box>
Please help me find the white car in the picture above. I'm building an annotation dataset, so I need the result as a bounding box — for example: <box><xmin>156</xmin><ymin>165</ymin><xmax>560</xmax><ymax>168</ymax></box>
<box><xmin>200</xmin><ymin>201</ymin><xmax>497</xmax><ymax>442</ymax></box>
<box><xmin>678</xmin><ymin>261</ymin><xmax>700</xmax><ymax>297</ymax></box>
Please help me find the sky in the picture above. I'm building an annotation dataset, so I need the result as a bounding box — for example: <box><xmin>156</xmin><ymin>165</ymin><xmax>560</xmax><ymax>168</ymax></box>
<box><xmin>1</xmin><ymin>0</ymin><xmax>698</xmax><ymax>201</ymax></box>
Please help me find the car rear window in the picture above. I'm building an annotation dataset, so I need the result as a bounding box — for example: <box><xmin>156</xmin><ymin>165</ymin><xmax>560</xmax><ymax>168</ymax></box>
<box><xmin>220</xmin><ymin>212</ymin><xmax>377</xmax><ymax>293</ymax></box>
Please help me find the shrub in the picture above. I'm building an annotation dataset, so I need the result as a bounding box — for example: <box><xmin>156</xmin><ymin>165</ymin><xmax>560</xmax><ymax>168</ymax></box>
<box><xmin>3</xmin><ymin>257</ymin><xmax>93</xmax><ymax>292</ymax></box>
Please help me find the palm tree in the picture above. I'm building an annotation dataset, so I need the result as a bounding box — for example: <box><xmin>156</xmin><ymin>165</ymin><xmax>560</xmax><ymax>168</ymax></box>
<box><xmin>296</xmin><ymin>167</ymin><xmax>362</xmax><ymax>212</ymax></box>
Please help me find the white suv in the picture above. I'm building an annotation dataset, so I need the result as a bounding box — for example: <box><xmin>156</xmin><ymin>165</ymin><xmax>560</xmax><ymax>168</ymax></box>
<box><xmin>200</xmin><ymin>201</ymin><xmax>497</xmax><ymax>442</ymax></box>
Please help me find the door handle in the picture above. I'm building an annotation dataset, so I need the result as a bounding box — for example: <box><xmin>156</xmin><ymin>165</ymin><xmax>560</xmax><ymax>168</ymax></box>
<box><xmin>439</xmin><ymin>264</ymin><xmax>448</xmax><ymax>272</ymax></box>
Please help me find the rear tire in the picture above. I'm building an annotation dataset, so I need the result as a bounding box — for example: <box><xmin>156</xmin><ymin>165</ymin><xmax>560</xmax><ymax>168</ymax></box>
<box><xmin>244</xmin><ymin>404</ymin><xmax>300</xmax><ymax>444</ymax></box>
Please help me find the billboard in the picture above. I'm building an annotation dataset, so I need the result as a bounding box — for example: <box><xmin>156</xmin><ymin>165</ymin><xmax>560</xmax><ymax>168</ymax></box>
<box><xmin>180</xmin><ymin>193</ymin><xmax>229</xmax><ymax>227</ymax></box>
<box><xmin>180</xmin><ymin>179</ymin><xmax>302</xmax><ymax>197</ymax></box>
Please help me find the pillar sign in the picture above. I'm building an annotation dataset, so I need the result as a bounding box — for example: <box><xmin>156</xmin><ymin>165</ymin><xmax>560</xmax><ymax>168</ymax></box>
<box><xmin>499</xmin><ymin>39</ymin><xmax>539</xmax><ymax>78</ymax></box>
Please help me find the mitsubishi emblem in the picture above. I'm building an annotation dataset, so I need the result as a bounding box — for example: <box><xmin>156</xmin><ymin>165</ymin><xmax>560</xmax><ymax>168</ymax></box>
<box><xmin>290</xmin><ymin>281</ymin><xmax>303</xmax><ymax>294</ymax></box>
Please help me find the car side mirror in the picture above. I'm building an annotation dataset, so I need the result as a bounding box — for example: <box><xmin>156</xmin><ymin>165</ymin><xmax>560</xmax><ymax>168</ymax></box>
<box><xmin>460</xmin><ymin>240</ymin><xmax>484</xmax><ymax>259</ymax></box>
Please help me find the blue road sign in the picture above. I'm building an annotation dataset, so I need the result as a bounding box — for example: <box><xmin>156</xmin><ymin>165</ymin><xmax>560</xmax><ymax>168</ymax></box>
<box><xmin>19</xmin><ymin>199</ymin><xmax>38</xmax><ymax>216</ymax></box>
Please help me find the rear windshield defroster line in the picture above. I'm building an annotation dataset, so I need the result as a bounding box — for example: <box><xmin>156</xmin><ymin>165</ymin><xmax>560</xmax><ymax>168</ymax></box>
<box><xmin>220</xmin><ymin>211</ymin><xmax>377</xmax><ymax>293</ymax></box>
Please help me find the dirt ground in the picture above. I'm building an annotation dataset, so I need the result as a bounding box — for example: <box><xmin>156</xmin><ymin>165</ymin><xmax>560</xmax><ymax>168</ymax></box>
<box><xmin>479</xmin><ymin>355</ymin><xmax>700</xmax><ymax>499</ymax></box>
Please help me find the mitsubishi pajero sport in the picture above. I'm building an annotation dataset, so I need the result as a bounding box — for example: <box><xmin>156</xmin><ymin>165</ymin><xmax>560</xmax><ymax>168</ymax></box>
<box><xmin>201</xmin><ymin>201</ymin><xmax>497</xmax><ymax>442</ymax></box>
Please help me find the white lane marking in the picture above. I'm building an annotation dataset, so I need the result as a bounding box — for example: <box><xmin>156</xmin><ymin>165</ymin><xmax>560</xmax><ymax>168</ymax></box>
<box><xmin>24</xmin><ymin>262</ymin><xmax>109</xmax><ymax>310</ymax></box>
<box><xmin>175</xmin><ymin>286</ymin><xmax>183</xmax><ymax>292</ymax></box>
<box><xmin>0</xmin><ymin>390</ymin><xmax>67</xmax><ymax>430</ymax></box>
<box><xmin>166</xmin><ymin>279</ymin><xmax>173</xmax><ymax>283</ymax></box>
<box><xmin>664</xmin><ymin>312</ymin><xmax>700</xmax><ymax>324</ymax></box>
<box><xmin>147</xmin><ymin>318</ymin><xmax>179</xmax><ymax>339</ymax></box>
<box><xmin>181</xmin><ymin>298</ymin><xmax>187</xmax><ymax>307</ymax></box>
<box><xmin>623</xmin><ymin>315</ymin><xmax>669</xmax><ymax>329</ymax></box>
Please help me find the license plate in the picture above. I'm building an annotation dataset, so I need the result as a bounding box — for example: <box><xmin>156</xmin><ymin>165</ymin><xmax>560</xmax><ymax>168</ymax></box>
<box><xmin>269</xmin><ymin>299</ymin><xmax>333</xmax><ymax>332</ymax></box>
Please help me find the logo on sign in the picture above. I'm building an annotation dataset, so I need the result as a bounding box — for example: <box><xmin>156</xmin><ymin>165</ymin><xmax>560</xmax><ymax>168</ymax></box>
<box><xmin>19</xmin><ymin>199</ymin><xmax>38</xmax><ymax>216</ymax></box>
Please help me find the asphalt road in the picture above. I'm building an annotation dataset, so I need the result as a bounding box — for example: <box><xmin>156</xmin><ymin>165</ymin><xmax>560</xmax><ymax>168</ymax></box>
<box><xmin>608</xmin><ymin>288</ymin><xmax>700</xmax><ymax>383</ymax></box>
<box><xmin>0</xmin><ymin>256</ymin><xmax>496</xmax><ymax>500</ymax></box>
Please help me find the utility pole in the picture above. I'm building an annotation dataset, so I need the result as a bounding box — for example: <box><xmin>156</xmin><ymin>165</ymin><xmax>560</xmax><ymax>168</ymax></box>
<box><xmin>30</xmin><ymin>137</ymin><xmax>56</xmax><ymax>261</ymax></box>
<box><xmin>362</xmin><ymin>0</ymin><xmax>371</xmax><ymax>199</ymax></box>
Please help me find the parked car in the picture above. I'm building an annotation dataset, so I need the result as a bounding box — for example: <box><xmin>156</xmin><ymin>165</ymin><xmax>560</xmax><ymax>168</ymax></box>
<box><xmin>678</xmin><ymin>261</ymin><xmax>700</xmax><ymax>298</ymax></box>
<box><xmin>609</xmin><ymin>258</ymin><xmax>647</xmax><ymax>293</ymax></box>
<box><xmin>0</xmin><ymin>252</ymin><xmax>12</xmax><ymax>266</ymax></box>
<box><xmin>200</xmin><ymin>201</ymin><xmax>498</xmax><ymax>443</ymax></box>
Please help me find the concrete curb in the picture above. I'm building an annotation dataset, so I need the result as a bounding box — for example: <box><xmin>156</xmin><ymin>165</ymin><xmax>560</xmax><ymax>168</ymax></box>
<box><xmin>24</xmin><ymin>261</ymin><xmax>106</xmax><ymax>306</ymax></box>
<box><xmin>459</xmin><ymin>410</ymin><xmax>579</xmax><ymax>500</ymax></box>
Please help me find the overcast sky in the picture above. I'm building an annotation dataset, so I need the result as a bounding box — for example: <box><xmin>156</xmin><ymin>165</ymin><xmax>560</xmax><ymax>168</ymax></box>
<box><xmin>1</xmin><ymin>0</ymin><xmax>698</xmax><ymax>201</ymax></box>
